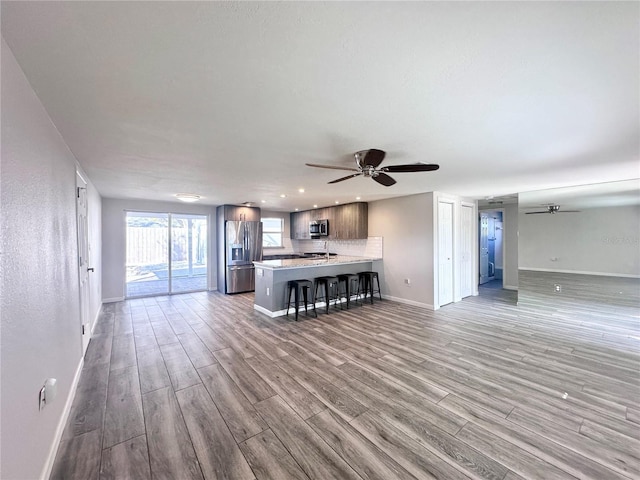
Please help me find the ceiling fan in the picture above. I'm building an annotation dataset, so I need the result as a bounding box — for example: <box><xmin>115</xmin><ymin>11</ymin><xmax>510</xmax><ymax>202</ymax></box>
<box><xmin>525</xmin><ymin>204</ymin><xmax>580</xmax><ymax>215</ymax></box>
<box><xmin>305</xmin><ymin>149</ymin><xmax>439</xmax><ymax>187</ymax></box>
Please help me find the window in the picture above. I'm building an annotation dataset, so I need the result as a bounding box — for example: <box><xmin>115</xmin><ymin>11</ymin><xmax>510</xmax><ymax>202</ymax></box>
<box><xmin>262</xmin><ymin>217</ymin><xmax>284</xmax><ymax>247</ymax></box>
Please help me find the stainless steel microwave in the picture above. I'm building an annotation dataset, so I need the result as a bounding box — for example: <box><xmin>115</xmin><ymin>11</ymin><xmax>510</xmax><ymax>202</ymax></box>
<box><xmin>309</xmin><ymin>219</ymin><xmax>329</xmax><ymax>237</ymax></box>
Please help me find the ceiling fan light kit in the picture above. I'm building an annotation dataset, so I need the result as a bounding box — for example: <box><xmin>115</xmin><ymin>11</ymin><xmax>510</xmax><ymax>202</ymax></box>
<box><xmin>306</xmin><ymin>149</ymin><xmax>440</xmax><ymax>187</ymax></box>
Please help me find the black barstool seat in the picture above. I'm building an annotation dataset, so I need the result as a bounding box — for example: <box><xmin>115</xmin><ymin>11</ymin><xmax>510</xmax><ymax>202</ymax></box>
<box><xmin>286</xmin><ymin>279</ymin><xmax>316</xmax><ymax>320</ymax></box>
<box><xmin>314</xmin><ymin>276</ymin><xmax>342</xmax><ymax>314</ymax></box>
<box><xmin>358</xmin><ymin>271</ymin><xmax>382</xmax><ymax>304</ymax></box>
<box><xmin>337</xmin><ymin>273</ymin><xmax>361</xmax><ymax>309</ymax></box>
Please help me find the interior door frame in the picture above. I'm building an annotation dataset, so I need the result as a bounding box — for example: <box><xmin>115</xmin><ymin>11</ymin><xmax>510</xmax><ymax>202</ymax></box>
<box><xmin>460</xmin><ymin>202</ymin><xmax>475</xmax><ymax>299</ymax></box>
<box><xmin>76</xmin><ymin>170</ymin><xmax>91</xmax><ymax>354</ymax></box>
<box><xmin>478</xmin><ymin>207</ymin><xmax>506</xmax><ymax>290</ymax></box>
<box><xmin>436</xmin><ymin>198</ymin><xmax>455</xmax><ymax>308</ymax></box>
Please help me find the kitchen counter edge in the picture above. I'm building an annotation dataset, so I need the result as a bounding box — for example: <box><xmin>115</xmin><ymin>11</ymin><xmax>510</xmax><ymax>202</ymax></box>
<box><xmin>253</xmin><ymin>255</ymin><xmax>381</xmax><ymax>270</ymax></box>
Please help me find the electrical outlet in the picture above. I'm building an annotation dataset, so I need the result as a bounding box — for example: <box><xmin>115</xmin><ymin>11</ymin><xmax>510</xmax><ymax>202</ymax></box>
<box><xmin>404</xmin><ymin>278</ymin><xmax>411</xmax><ymax>285</ymax></box>
<box><xmin>266</xmin><ymin>287</ymin><xmax>270</xmax><ymax>296</ymax></box>
<box><xmin>554</xmin><ymin>284</ymin><xmax>561</xmax><ymax>292</ymax></box>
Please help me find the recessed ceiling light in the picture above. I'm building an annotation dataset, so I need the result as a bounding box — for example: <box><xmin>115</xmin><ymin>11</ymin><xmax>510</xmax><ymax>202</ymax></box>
<box><xmin>175</xmin><ymin>194</ymin><xmax>201</xmax><ymax>203</ymax></box>
<box><xmin>280</xmin><ymin>194</ymin><xmax>287</xmax><ymax>198</ymax></box>
<box><xmin>298</xmin><ymin>188</ymin><xmax>305</xmax><ymax>193</ymax></box>
<box><xmin>243</xmin><ymin>201</ymin><xmax>254</xmax><ymax>207</ymax></box>
<box><xmin>295</xmin><ymin>208</ymin><xmax>299</xmax><ymax>211</ymax></box>
<box><xmin>261</xmin><ymin>200</ymin><xmax>266</xmax><ymax>203</ymax></box>
<box><xmin>313</xmin><ymin>204</ymin><xmax>318</xmax><ymax>208</ymax></box>
<box><xmin>335</xmin><ymin>200</ymin><xmax>339</xmax><ymax>204</ymax></box>
<box><xmin>356</xmin><ymin>196</ymin><xmax>361</xmax><ymax>200</ymax></box>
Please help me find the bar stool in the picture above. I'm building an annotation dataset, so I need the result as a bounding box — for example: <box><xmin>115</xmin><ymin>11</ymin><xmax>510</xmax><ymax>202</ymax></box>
<box><xmin>314</xmin><ymin>276</ymin><xmax>341</xmax><ymax>314</ymax></box>
<box><xmin>337</xmin><ymin>273</ymin><xmax>361</xmax><ymax>309</ymax></box>
<box><xmin>358</xmin><ymin>271</ymin><xmax>382</xmax><ymax>304</ymax></box>
<box><xmin>286</xmin><ymin>279</ymin><xmax>316</xmax><ymax>321</ymax></box>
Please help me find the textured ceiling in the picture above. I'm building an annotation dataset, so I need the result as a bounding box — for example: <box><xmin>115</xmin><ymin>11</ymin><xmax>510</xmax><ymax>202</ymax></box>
<box><xmin>2</xmin><ymin>2</ymin><xmax>639</xmax><ymax>211</ymax></box>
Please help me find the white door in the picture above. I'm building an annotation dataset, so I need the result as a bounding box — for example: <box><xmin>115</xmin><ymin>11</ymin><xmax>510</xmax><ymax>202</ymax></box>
<box><xmin>460</xmin><ymin>204</ymin><xmax>473</xmax><ymax>298</ymax></box>
<box><xmin>76</xmin><ymin>172</ymin><xmax>91</xmax><ymax>354</ymax></box>
<box><xmin>438</xmin><ymin>201</ymin><xmax>454</xmax><ymax>306</ymax></box>
<box><xmin>479</xmin><ymin>213</ymin><xmax>490</xmax><ymax>284</ymax></box>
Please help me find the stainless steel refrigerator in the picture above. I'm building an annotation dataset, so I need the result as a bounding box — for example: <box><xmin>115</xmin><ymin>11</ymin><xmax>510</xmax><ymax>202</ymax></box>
<box><xmin>221</xmin><ymin>220</ymin><xmax>262</xmax><ymax>293</ymax></box>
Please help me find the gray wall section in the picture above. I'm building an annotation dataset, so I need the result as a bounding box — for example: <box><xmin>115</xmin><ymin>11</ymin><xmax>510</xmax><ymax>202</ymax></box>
<box><xmin>368</xmin><ymin>193</ymin><xmax>435</xmax><ymax>308</ymax></box>
<box><xmin>519</xmin><ymin>204</ymin><xmax>640</xmax><ymax>276</ymax></box>
<box><xmin>503</xmin><ymin>203</ymin><xmax>519</xmax><ymax>289</ymax></box>
<box><xmin>1</xmin><ymin>38</ymin><xmax>83</xmax><ymax>479</ymax></box>
<box><xmin>101</xmin><ymin>198</ymin><xmax>218</xmax><ymax>301</ymax></box>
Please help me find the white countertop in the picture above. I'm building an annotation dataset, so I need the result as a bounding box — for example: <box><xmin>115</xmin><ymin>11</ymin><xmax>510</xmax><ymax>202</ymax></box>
<box><xmin>254</xmin><ymin>255</ymin><xmax>380</xmax><ymax>270</ymax></box>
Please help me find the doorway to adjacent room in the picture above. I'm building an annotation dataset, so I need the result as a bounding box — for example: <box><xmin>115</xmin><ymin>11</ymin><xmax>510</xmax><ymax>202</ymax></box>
<box><xmin>479</xmin><ymin>209</ymin><xmax>504</xmax><ymax>290</ymax></box>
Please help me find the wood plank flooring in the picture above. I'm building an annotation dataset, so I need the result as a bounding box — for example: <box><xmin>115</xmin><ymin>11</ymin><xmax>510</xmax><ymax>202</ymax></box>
<box><xmin>51</xmin><ymin>286</ymin><xmax>640</xmax><ymax>480</ymax></box>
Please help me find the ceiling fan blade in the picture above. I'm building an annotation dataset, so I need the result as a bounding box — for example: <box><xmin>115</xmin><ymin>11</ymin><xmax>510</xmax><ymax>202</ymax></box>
<box><xmin>328</xmin><ymin>173</ymin><xmax>362</xmax><ymax>184</ymax></box>
<box><xmin>558</xmin><ymin>210</ymin><xmax>580</xmax><ymax>213</ymax></box>
<box><xmin>362</xmin><ymin>149</ymin><xmax>386</xmax><ymax>168</ymax></box>
<box><xmin>381</xmin><ymin>163</ymin><xmax>440</xmax><ymax>173</ymax></box>
<box><xmin>525</xmin><ymin>211</ymin><xmax>550</xmax><ymax>214</ymax></box>
<box><xmin>373</xmin><ymin>172</ymin><xmax>396</xmax><ymax>186</ymax></box>
<box><xmin>305</xmin><ymin>163</ymin><xmax>359</xmax><ymax>172</ymax></box>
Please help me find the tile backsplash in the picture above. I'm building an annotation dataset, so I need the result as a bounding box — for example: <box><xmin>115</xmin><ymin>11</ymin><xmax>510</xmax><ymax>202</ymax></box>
<box><xmin>291</xmin><ymin>236</ymin><xmax>383</xmax><ymax>258</ymax></box>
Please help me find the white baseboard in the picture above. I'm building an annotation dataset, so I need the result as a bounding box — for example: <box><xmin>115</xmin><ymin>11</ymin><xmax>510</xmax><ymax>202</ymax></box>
<box><xmin>254</xmin><ymin>302</ymin><xmax>328</xmax><ymax>318</ymax></box>
<box><xmin>90</xmin><ymin>303</ymin><xmax>103</xmax><ymax>334</ymax></box>
<box><xmin>103</xmin><ymin>296</ymin><xmax>124</xmax><ymax>303</ymax></box>
<box><xmin>253</xmin><ymin>304</ymin><xmax>288</xmax><ymax>318</ymax></box>
<box><xmin>503</xmin><ymin>285</ymin><xmax>518</xmax><ymax>291</ymax></box>
<box><xmin>40</xmin><ymin>356</ymin><xmax>84</xmax><ymax>480</ymax></box>
<box><xmin>518</xmin><ymin>268</ymin><xmax>640</xmax><ymax>279</ymax></box>
<box><xmin>381</xmin><ymin>294</ymin><xmax>434</xmax><ymax>310</ymax></box>
<box><xmin>254</xmin><ymin>296</ymin><xmax>364</xmax><ymax>318</ymax></box>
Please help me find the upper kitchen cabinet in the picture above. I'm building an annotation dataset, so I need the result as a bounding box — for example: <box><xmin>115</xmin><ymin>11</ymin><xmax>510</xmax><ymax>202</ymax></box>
<box><xmin>290</xmin><ymin>209</ymin><xmax>312</xmax><ymax>239</ymax></box>
<box><xmin>290</xmin><ymin>202</ymin><xmax>367</xmax><ymax>239</ymax></box>
<box><xmin>220</xmin><ymin>205</ymin><xmax>261</xmax><ymax>222</ymax></box>
<box><xmin>330</xmin><ymin>202</ymin><xmax>368</xmax><ymax>239</ymax></box>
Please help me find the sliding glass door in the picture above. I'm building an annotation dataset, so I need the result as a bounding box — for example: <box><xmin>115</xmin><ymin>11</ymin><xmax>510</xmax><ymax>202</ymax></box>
<box><xmin>125</xmin><ymin>212</ymin><xmax>208</xmax><ymax>298</ymax></box>
<box><xmin>170</xmin><ymin>214</ymin><xmax>208</xmax><ymax>294</ymax></box>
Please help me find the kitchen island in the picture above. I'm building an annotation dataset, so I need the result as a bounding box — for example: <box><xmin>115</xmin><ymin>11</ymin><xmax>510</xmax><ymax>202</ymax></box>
<box><xmin>253</xmin><ymin>255</ymin><xmax>381</xmax><ymax>317</ymax></box>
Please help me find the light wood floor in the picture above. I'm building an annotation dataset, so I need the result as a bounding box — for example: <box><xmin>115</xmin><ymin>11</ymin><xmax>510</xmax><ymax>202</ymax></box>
<box><xmin>51</xmin><ymin>286</ymin><xmax>640</xmax><ymax>480</ymax></box>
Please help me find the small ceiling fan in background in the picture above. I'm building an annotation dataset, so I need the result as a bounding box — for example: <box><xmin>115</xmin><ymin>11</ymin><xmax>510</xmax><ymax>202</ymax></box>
<box><xmin>525</xmin><ymin>204</ymin><xmax>580</xmax><ymax>215</ymax></box>
<box><xmin>305</xmin><ymin>149</ymin><xmax>439</xmax><ymax>186</ymax></box>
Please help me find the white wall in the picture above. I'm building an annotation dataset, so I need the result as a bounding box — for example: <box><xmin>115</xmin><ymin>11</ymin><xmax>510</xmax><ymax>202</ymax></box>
<box><xmin>102</xmin><ymin>198</ymin><xmax>217</xmax><ymax>301</ymax></box>
<box><xmin>368</xmin><ymin>193</ymin><xmax>435</xmax><ymax>309</ymax></box>
<box><xmin>519</xmin><ymin>204</ymin><xmax>640</xmax><ymax>276</ymax></box>
<box><xmin>1</xmin><ymin>38</ymin><xmax>89</xmax><ymax>480</ymax></box>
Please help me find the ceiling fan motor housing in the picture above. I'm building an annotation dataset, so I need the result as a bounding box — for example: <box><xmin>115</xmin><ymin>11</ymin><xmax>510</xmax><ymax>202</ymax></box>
<box><xmin>305</xmin><ymin>148</ymin><xmax>439</xmax><ymax>187</ymax></box>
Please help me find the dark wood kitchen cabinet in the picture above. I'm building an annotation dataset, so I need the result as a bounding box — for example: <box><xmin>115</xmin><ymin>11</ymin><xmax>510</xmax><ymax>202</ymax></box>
<box><xmin>330</xmin><ymin>202</ymin><xmax>368</xmax><ymax>239</ymax></box>
<box><xmin>220</xmin><ymin>205</ymin><xmax>261</xmax><ymax>222</ymax></box>
<box><xmin>290</xmin><ymin>202</ymin><xmax>367</xmax><ymax>239</ymax></box>
<box><xmin>290</xmin><ymin>209</ymin><xmax>312</xmax><ymax>239</ymax></box>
